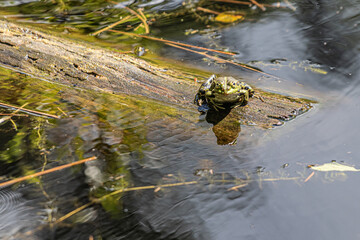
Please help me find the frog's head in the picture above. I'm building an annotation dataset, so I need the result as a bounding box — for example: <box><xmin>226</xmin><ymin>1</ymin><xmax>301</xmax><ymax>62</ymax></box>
<box><xmin>213</xmin><ymin>77</ymin><xmax>245</xmax><ymax>95</ymax></box>
<box><xmin>213</xmin><ymin>77</ymin><xmax>229</xmax><ymax>94</ymax></box>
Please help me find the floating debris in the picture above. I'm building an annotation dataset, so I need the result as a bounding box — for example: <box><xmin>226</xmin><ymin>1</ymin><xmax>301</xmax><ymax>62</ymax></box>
<box><xmin>309</xmin><ymin>162</ymin><xmax>360</xmax><ymax>172</ymax></box>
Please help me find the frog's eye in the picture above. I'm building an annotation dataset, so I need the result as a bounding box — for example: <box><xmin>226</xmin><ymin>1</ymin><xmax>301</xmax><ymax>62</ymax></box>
<box><xmin>245</xmin><ymin>86</ymin><xmax>249</xmax><ymax>90</ymax></box>
<box><xmin>232</xmin><ymin>82</ymin><xmax>236</xmax><ymax>86</ymax></box>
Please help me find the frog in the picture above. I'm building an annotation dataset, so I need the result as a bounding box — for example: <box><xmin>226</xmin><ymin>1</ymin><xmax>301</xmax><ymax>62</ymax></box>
<box><xmin>194</xmin><ymin>75</ymin><xmax>254</xmax><ymax>111</ymax></box>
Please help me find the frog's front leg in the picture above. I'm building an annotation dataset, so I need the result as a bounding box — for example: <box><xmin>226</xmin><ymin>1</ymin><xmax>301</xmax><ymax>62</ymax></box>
<box><xmin>238</xmin><ymin>89</ymin><xmax>250</xmax><ymax>106</ymax></box>
<box><xmin>194</xmin><ymin>93</ymin><xmax>201</xmax><ymax>105</ymax></box>
<box><xmin>195</xmin><ymin>75</ymin><xmax>216</xmax><ymax>106</ymax></box>
<box><xmin>199</xmin><ymin>74</ymin><xmax>216</xmax><ymax>93</ymax></box>
<box><xmin>203</xmin><ymin>74</ymin><xmax>216</xmax><ymax>90</ymax></box>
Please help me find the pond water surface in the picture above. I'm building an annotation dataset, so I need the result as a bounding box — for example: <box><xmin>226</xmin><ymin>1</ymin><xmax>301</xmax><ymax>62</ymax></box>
<box><xmin>0</xmin><ymin>0</ymin><xmax>359</xmax><ymax>239</ymax></box>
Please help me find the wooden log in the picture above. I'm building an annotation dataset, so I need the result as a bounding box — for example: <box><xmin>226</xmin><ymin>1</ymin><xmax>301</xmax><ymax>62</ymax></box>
<box><xmin>0</xmin><ymin>20</ymin><xmax>313</xmax><ymax>128</ymax></box>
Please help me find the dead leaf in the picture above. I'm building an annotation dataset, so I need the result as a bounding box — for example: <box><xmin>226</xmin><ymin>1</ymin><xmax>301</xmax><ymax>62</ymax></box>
<box><xmin>215</xmin><ymin>13</ymin><xmax>244</xmax><ymax>23</ymax></box>
<box><xmin>310</xmin><ymin>162</ymin><xmax>360</xmax><ymax>172</ymax></box>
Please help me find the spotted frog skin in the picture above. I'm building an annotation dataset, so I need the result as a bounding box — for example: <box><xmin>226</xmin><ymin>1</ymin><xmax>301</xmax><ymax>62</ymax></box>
<box><xmin>194</xmin><ymin>75</ymin><xmax>254</xmax><ymax>111</ymax></box>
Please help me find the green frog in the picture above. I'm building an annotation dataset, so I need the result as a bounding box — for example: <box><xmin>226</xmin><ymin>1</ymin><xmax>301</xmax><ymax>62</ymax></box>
<box><xmin>194</xmin><ymin>75</ymin><xmax>254</xmax><ymax>111</ymax></box>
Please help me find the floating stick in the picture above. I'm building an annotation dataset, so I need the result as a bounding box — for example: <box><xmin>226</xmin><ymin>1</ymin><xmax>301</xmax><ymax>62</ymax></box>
<box><xmin>92</xmin><ymin>16</ymin><xmax>131</xmax><ymax>36</ymax></box>
<box><xmin>165</xmin><ymin>42</ymin><xmax>283</xmax><ymax>80</ymax></box>
<box><xmin>0</xmin><ymin>101</ymin><xmax>60</xmax><ymax>119</ymax></box>
<box><xmin>109</xmin><ymin>30</ymin><xmax>236</xmax><ymax>56</ymax></box>
<box><xmin>0</xmin><ymin>156</ymin><xmax>97</xmax><ymax>187</ymax></box>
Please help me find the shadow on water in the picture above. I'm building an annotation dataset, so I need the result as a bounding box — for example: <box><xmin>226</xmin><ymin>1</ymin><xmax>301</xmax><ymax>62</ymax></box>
<box><xmin>205</xmin><ymin>108</ymin><xmax>241</xmax><ymax>145</ymax></box>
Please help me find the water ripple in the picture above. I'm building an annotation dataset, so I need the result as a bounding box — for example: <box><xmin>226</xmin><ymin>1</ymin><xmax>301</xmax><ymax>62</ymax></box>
<box><xmin>0</xmin><ymin>187</ymin><xmax>40</xmax><ymax>239</ymax></box>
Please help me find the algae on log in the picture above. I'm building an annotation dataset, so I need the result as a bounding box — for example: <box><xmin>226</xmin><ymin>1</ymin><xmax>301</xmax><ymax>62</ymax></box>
<box><xmin>0</xmin><ymin>20</ymin><xmax>312</xmax><ymax>128</ymax></box>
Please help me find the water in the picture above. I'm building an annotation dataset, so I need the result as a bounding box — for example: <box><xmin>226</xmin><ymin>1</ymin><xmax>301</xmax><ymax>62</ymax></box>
<box><xmin>0</xmin><ymin>0</ymin><xmax>359</xmax><ymax>239</ymax></box>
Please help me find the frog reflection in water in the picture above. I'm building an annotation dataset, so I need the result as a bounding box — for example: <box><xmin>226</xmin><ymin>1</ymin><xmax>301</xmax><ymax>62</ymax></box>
<box><xmin>194</xmin><ymin>75</ymin><xmax>254</xmax><ymax>145</ymax></box>
<box><xmin>194</xmin><ymin>75</ymin><xmax>254</xmax><ymax>112</ymax></box>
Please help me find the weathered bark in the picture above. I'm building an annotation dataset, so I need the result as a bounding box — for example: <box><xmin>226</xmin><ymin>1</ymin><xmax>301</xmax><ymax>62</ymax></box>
<box><xmin>0</xmin><ymin>20</ymin><xmax>312</xmax><ymax>128</ymax></box>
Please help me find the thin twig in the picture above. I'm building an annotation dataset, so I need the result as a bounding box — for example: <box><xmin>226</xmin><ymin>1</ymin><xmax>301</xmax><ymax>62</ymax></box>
<box><xmin>9</xmin><ymin>103</ymin><xmax>28</xmax><ymax>116</ymax></box>
<box><xmin>56</xmin><ymin>107</ymin><xmax>68</xmax><ymax>117</ymax></box>
<box><xmin>55</xmin><ymin>180</ymin><xmax>199</xmax><ymax>224</ymax></box>
<box><xmin>0</xmin><ymin>101</ymin><xmax>60</xmax><ymax>119</ymax></box>
<box><xmin>261</xmin><ymin>2</ymin><xmax>286</xmax><ymax>8</ymax></box>
<box><xmin>96</xmin><ymin>181</ymin><xmax>199</xmax><ymax>202</ymax></box>
<box><xmin>227</xmin><ymin>183</ymin><xmax>248</xmax><ymax>191</ymax></box>
<box><xmin>254</xmin><ymin>95</ymin><xmax>265</xmax><ymax>102</ymax></box>
<box><xmin>55</xmin><ymin>175</ymin><xmax>305</xmax><ymax>224</ymax></box>
<box><xmin>165</xmin><ymin>42</ymin><xmax>283</xmax><ymax>80</ymax></box>
<box><xmin>0</xmin><ymin>113</ymin><xmax>28</xmax><ymax>117</ymax></box>
<box><xmin>92</xmin><ymin>15</ymin><xmax>131</xmax><ymax>36</ymax></box>
<box><xmin>249</xmin><ymin>0</ymin><xmax>266</xmax><ymax>11</ymax></box>
<box><xmin>137</xmin><ymin>8</ymin><xmax>148</xmax><ymax>24</ymax></box>
<box><xmin>213</xmin><ymin>0</ymin><xmax>286</xmax><ymax>8</ymax></box>
<box><xmin>197</xmin><ymin>7</ymin><xmax>221</xmax><ymax>15</ymax></box>
<box><xmin>212</xmin><ymin>0</ymin><xmax>252</xmax><ymax>5</ymax></box>
<box><xmin>55</xmin><ymin>202</ymin><xmax>93</xmax><ymax>224</ymax></box>
<box><xmin>283</xmin><ymin>0</ymin><xmax>296</xmax><ymax>11</ymax></box>
<box><xmin>0</xmin><ymin>156</ymin><xmax>97</xmax><ymax>187</ymax></box>
<box><xmin>109</xmin><ymin>30</ymin><xmax>236</xmax><ymax>56</ymax></box>
<box><xmin>9</xmin><ymin>118</ymin><xmax>17</xmax><ymax>130</ymax></box>
<box><xmin>304</xmin><ymin>171</ymin><xmax>315</xmax><ymax>183</ymax></box>
<box><xmin>0</xmin><ymin>103</ymin><xmax>28</xmax><ymax>128</ymax></box>
<box><xmin>123</xmin><ymin>6</ymin><xmax>149</xmax><ymax>34</ymax></box>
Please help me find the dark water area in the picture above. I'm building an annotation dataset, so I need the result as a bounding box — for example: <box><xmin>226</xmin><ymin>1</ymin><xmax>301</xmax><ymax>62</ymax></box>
<box><xmin>0</xmin><ymin>0</ymin><xmax>360</xmax><ymax>239</ymax></box>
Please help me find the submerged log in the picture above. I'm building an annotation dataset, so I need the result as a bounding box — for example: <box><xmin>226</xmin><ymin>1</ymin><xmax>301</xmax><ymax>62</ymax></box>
<box><xmin>0</xmin><ymin>20</ymin><xmax>312</xmax><ymax>128</ymax></box>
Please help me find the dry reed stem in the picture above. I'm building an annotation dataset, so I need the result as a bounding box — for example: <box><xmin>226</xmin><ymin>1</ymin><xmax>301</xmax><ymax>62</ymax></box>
<box><xmin>109</xmin><ymin>29</ymin><xmax>236</xmax><ymax>56</ymax></box>
<box><xmin>55</xmin><ymin>202</ymin><xmax>93</xmax><ymax>224</ymax></box>
<box><xmin>0</xmin><ymin>113</ymin><xmax>28</xmax><ymax>116</ymax></box>
<box><xmin>123</xmin><ymin>6</ymin><xmax>149</xmax><ymax>34</ymax></box>
<box><xmin>212</xmin><ymin>0</ymin><xmax>252</xmax><ymax>5</ymax></box>
<box><xmin>9</xmin><ymin>118</ymin><xmax>17</xmax><ymax>130</ymax></box>
<box><xmin>55</xmin><ymin>175</ymin><xmax>306</xmax><ymax>224</ymax></box>
<box><xmin>137</xmin><ymin>8</ymin><xmax>148</xmax><ymax>24</ymax></box>
<box><xmin>55</xmin><ymin>180</ymin><xmax>199</xmax><ymax>224</ymax></box>
<box><xmin>283</xmin><ymin>0</ymin><xmax>296</xmax><ymax>11</ymax></box>
<box><xmin>254</xmin><ymin>95</ymin><xmax>265</xmax><ymax>102</ymax></box>
<box><xmin>197</xmin><ymin>7</ymin><xmax>221</xmax><ymax>15</ymax></box>
<box><xmin>92</xmin><ymin>15</ymin><xmax>131</xmax><ymax>36</ymax></box>
<box><xmin>56</xmin><ymin>107</ymin><xmax>68</xmax><ymax>117</ymax></box>
<box><xmin>106</xmin><ymin>0</ymin><xmax>149</xmax><ymax>33</ymax></box>
<box><xmin>0</xmin><ymin>156</ymin><xmax>97</xmax><ymax>187</ymax></box>
<box><xmin>165</xmin><ymin>42</ymin><xmax>282</xmax><ymax>80</ymax></box>
<box><xmin>261</xmin><ymin>2</ymin><xmax>286</xmax><ymax>8</ymax></box>
<box><xmin>227</xmin><ymin>183</ymin><xmax>248</xmax><ymax>191</ymax></box>
<box><xmin>304</xmin><ymin>171</ymin><xmax>315</xmax><ymax>182</ymax></box>
<box><xmin>213</xmin><ymin>0</ymin><xmax>286</xmax><ymax>9</ymax></box>
<box><xmin>249</xmin><ymin>0</ymin><xmax>266</xmax><ymax>11</ymax></box>
<box><xmin>1</xmin><ymin>103</ymin><xmax>28</xmax><ymax>130</ymax></box>
<box><xmin>0</xmin><ymin>101</ymin><xmax>59</xmax><ymax>119</ymax></box>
